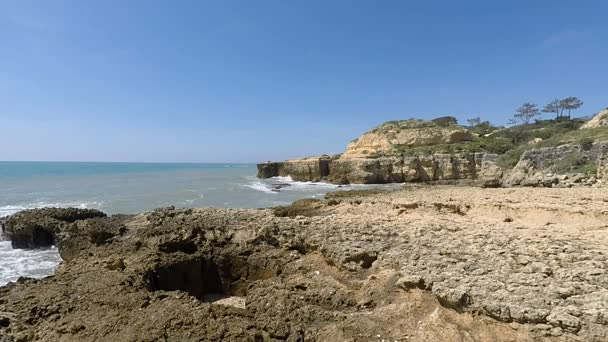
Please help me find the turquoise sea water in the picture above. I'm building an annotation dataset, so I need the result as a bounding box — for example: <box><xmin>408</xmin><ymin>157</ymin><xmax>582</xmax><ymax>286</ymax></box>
<box><xmin>0</xmin><ymin>161</ymin><xmax>351</xmax><ymax>216</ymax></box>
<box><xmin>0</xmin><ymin>161</ymin><xmax>395</xmax><ymax>285</ymax></box>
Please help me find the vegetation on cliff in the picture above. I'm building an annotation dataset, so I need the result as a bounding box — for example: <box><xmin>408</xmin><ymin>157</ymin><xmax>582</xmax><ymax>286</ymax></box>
<box><xmin>347</xmin><ymin>100</ymin><xmax>607</xmax><ymax>177</ymax></box>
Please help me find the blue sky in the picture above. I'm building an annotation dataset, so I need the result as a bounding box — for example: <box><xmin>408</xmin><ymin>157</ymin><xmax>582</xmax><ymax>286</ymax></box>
<box><xmin>1</xmin><ymin>0</ymin><xmax>607</xmax><ymax>162</ymax></box>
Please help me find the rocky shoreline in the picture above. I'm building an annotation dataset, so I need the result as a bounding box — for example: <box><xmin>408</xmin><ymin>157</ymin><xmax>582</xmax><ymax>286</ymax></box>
<box><xmin>1</xmin><ymin>186</ymin><xmax>607</xmax><ymax>341</ymax></box>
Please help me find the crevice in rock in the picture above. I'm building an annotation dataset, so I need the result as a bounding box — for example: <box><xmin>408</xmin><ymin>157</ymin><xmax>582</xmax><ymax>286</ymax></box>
<box><xmin>344</xmin><ymin>252</ymin><xmax>378</xmax><ymax>269</ymax></box>
<box><xmin>147</xmin><ymin>258</ymin><xmax>230</xmax><ymax>300</ymax></box>
<box><xmin>436</xmin><ymin>293</ymin><xmax>471</xmax><ymax>314</ymax></box>
<box><xmin>158</xmin><ymin>240</ymin><xmax>198</xmax><ymax>254</ymax></box>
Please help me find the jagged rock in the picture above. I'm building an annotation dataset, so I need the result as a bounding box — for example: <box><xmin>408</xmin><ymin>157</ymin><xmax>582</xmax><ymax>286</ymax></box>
<box><xmin>3</xmin><ymin>208</ymin><xmax>106</xmax><ymax>249</ymax></box>
<box><xmin>0</xmin><ymin>185</ymin><xmax>608</xmax><ymax>341</ymax></box>
<box><xmin>1</xmin><ymin>187</ymin><xmax>608</xmax><ymax>340</ymax></box>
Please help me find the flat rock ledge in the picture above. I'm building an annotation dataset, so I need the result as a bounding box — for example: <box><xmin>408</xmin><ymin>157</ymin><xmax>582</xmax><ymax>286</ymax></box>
<box><xmin>1</xmin><ymin>186</ymin><xmax>608</xmax><ymax>341</ymax></box>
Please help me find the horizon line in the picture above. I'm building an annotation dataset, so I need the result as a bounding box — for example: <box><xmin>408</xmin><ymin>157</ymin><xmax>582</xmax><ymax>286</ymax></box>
<box><xmin>0</xmin><ymin>160</ymin><xmax>259</xmax><ymax>164</ymax></box>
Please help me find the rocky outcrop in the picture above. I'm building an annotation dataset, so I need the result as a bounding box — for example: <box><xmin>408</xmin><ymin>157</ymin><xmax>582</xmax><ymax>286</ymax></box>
<box><xmin>504</xmin><ymin>142</ymin><xmax>608</xmax><ymax>187</ymax></box>
<box><xmin>326</xmin><ymin>157</ymin><xmax>406</xmax><ymax>184</ymax></box>
<box><xmin>341</xmin><ymin>118</ymin><xmax>474</xmax><ymax>158</ymax></box>
<box><xmin>259</xmin><ymin>153</ymin><xmax>501</xmax><ymax>185</ymax></box>
<box><xmin>581</xmin><ymin>108</ymin><xmax>608</xmax><ymax>129</ymax></box>
<box><xmin>1</xmin><ymin>187</ymin><xmax>608</xmax><ymax>341</ymax></box>
<box><xmin>2</xmin><ymin>208</ymin><xmax>106</xmax><ymax>249</ymax></box>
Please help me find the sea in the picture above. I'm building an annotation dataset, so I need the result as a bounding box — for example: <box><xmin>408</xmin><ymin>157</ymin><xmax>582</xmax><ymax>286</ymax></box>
<box><xmin>0</xmin><ymin>161</ymin><xmax>396</xmax><ymax>285</ymax></box>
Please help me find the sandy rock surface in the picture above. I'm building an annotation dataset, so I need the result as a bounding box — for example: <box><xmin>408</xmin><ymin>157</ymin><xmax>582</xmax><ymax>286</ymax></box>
<box><xmin>581</xmin><ymin>108</ymin><xmax>608</xmax><ymax>129</ymax></box>
<box><xmin>1</xmin><ymin>186</ymin><xmax>608</xmax><ymax>341</ymax></box>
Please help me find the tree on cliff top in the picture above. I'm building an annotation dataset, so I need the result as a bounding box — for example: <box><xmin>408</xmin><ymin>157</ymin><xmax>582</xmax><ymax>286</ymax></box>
<box><xmin>512</xmin><ymin>102</ymin><xmax>540</xmax><ymax>125</ymax></box>
<box><xmin>542</xmin><ymin>99</ymin><xmax>562</xmax><ymax>120</ymax></box>
<box><xmin>560</xmin><ymin>97</ymin><xmax>583</xmax><ymax>119</ymax></box>
<box><xmin>467</xmin><ymin>116</ymin><xmax>481</xmax><ymax>127</ymax></box>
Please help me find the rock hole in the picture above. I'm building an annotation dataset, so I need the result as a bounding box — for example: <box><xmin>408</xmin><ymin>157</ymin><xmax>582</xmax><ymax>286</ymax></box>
<box><xmin>148</xmin><ymin>258</ymin><xmax>228</xmax><ymax>300</ymax></box>
<box><xmin>11</xmin><ymin>226</ymin><xmax>55</xmax><ymax>249</ymax></box>
<box><xmin>158</xmin><ymin>240</ymin><xmax>198</xmax><ymax>254</ymax></box>
<box><xmin>145</xmin><ymin>252</ymin><xmax>261</xmax><ymax>306</ymax></box>
<box><xmin>345</xmin><ymin>252</ymin><xmax>378</xmax><ymax>269</ymax></box>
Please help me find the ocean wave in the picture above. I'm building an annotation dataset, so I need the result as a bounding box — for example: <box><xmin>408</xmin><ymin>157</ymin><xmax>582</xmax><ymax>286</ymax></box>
<box><xmin>0</xmin><ymin>242</ymin><xmax>62</xmax><ymax>286</ymax></box>
<box><xmin>243</xmin><ymin>180</ymin><xmax>278</xmax><ymax>194</ymax></box>
<box><xmin>0</xmin><ymin>201</ymin><xmax>104</xmax><ymax>218</ymax></box>
<box><xmin>243</xmin><ymin>176</ymin><xmax>403</xmax><ymax>195</ymax></box>
<box><xmin>243</xmin><ymin>176</ymin><xmax>346</xmax><ymax>194</ymax></box>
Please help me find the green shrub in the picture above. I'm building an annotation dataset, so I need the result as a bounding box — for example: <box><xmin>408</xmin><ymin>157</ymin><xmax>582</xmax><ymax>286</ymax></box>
<box><xmin>431</xmin><ymin>116</ymin><xmax>458</xmax><ymax>127</ymax></box>
<box><xmin>469</xmin><ymin>121</ymin><xmax>499</xmax><ymax>136</ymax></box>
<box><xmin>553</xmin><ymin>153</ymin><xmax>597</xmax><ymax>175</ymax></box>
<box><xmin>496</xmin><ymin>147</ymin><xmax>526</xmax><ymax>168</ymax></box>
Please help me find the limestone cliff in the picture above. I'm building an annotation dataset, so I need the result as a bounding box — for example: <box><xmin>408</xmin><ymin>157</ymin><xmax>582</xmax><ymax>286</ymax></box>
<box><xmin>258</xmin><ymin>114</ymin><xmax>608</xmax><ymax>187</ymax></box>
<box><xmin>504</xmin><ymin>142</ymin><xmax>608</xmax><ymax>187</ymax></box>
<box><xmin>342</xmin><ymin>118</ymin><xmax>474</xmax><ymax>158</ymax></box>
<box><xmin>256</xmin><ymin>156</ymin><xmax>332</xmax><ymax>182</ymax></box>
<box><xmin>258</xmin><ymin>153</ymin><xmax>502</xmax><ymax>186</ymax></box>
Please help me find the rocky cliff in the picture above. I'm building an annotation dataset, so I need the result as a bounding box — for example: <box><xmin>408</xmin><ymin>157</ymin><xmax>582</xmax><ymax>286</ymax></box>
<box><xmin>258</xmin><ymin>153</ymin><xmax>503</xmax><ymax>186</ymax></box>
<box><xmin>504</xmin><ymin>142</ymin><xmax>608</xmax><ymax>187</ymax></box>
<box><xmin>257</xmin><ymin>117</ymin><xmax>497</xmax><ymax>185</ymax></box>
<box><xmin>258</xmin><ymin>112</ymin><xmax>608</xmax><ymax>187</ymax></box>
<box><xmin>256</xmin><ymin>156</ymin><xmax>332</xmax><ymax>182</ymax></box>
<box><xmin>341</xmin><ymin>117</ymin><xmax>474</xmax><ymax>158</ymax></box>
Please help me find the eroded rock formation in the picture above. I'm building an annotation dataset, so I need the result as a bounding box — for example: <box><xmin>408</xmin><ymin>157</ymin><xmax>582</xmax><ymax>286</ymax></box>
<box><xmin>341</xmin><ymin>118</ymin><xmax>474</xmax><ymax>158</ymax></box>
<box><xmin>258</xmin><ymin>153</ymin><xmax>502</xmax><ymax>186</ymax></box>
<box><xmin>2</xmin><ymin>208</ymin><xmax>106</xmax><ymax>249</ymax></box>
<box><xmin>1</xmin><ymin>187</ymin><xmax>608</xmax><ymax>341</ymax></box>
<box><xmin>504</xmin><ymin>142</ymin><xmax>608</xmax><ymax>187</ymax></box>
<box><xmin>256</xmin><ymin>156</ymin><xmax>332</xmax><ymax>181</ymax></box>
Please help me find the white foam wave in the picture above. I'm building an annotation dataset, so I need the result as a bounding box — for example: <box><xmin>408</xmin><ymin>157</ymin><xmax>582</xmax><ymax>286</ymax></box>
<box><xmin>244</xmin><ymin>176</ymin><xmax>402</xmax><ymax>195</ymax></box>
<box><xmin>273</xmin><ymin>177</ymin><xmax>341</xmax><ymax>191</ymax></box>
<box><xmin>0</xmin><ymin>242</ymin><xmax>62</xmax><ymax>286</ymax></box>
<box><xmin>243</xmin><ymin>180</ymin><xmax>278</xmax><ymax>194</ymax></box>
<box><xmin>245</xmin><ymin>176</ymin><xmax>355</xmax><ymax>194</ymax></box>
<box><xmin>0</xmin><ymin>201</ymin><xmax>99</xmax><ymax>285</ymax></box>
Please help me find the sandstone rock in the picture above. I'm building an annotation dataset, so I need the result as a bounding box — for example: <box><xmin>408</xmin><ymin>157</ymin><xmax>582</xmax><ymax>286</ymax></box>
<box><xmin>506</xmin><ymin>142</ymin><xmax>608</xmax><ymax>187</ymax></box>
<box><xmin>341</xmin><ymin>118</ymin><xmax>473</xmax><ymax>158</ymax></box>
<box><xmin>581</xmin><ymin>108</ymin><xmax>608</xmax><ymax>129</ymax></box>
<box><xmin>260</xmin><ymin>153</ymin><xmax>501</xmax><ymax>185</ymax></box>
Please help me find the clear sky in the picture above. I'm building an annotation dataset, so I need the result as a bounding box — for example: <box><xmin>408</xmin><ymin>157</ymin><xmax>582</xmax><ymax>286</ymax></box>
<box><xmin>1</xmin><ymin>1</ymin><xmax>607</xmax><ymax>163</ymax></box>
